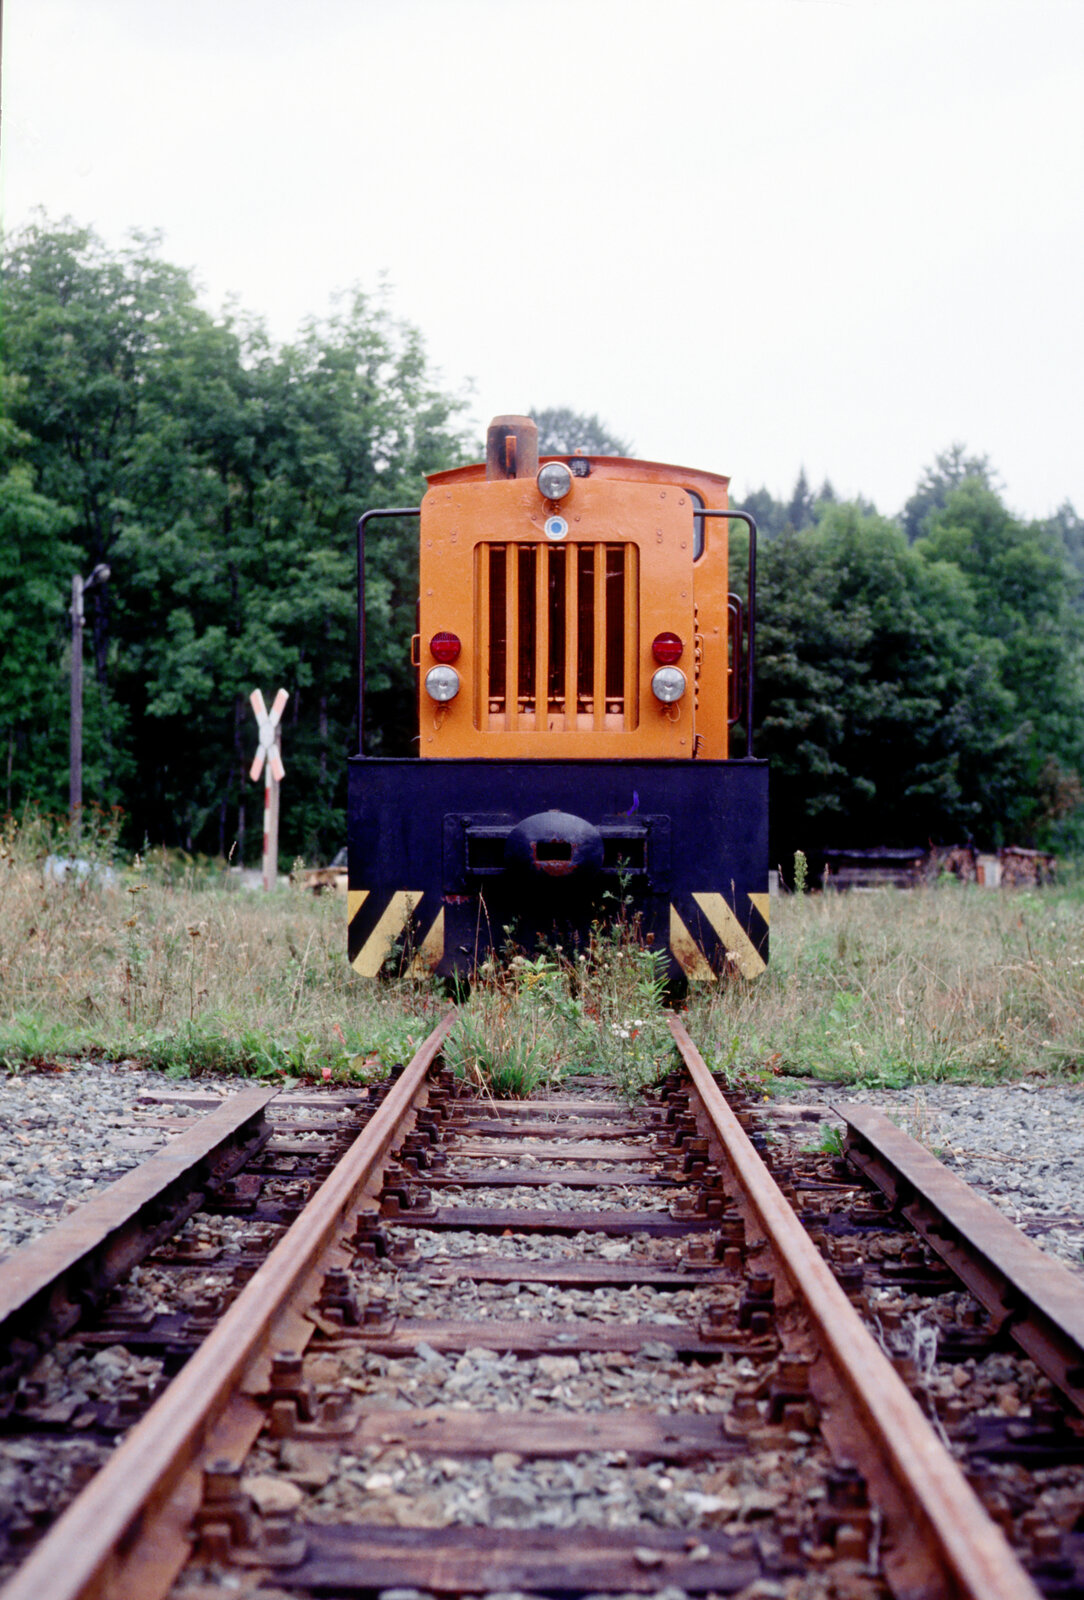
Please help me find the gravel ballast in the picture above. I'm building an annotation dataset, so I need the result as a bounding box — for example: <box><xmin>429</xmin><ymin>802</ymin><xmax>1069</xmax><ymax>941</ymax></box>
<box><xmin>0</xmin><ymin>1063</ymin><xmax>1081</xmax><ymax>1281</ymax></box>
<box><xmin>778</xmin><ymin>1080</ymin><xmax>1084</xmax><ymax>1275</ymax></box>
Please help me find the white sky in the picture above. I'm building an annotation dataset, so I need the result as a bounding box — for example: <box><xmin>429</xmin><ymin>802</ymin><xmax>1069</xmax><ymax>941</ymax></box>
<box><xmin>3</xmin><ymin>0</ymin><xmax>1082</xmax><ymax>518</ymax></box>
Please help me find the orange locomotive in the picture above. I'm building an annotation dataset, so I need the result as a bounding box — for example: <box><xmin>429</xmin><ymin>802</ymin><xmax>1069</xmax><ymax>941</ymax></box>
<box><xmin>348</xmin><ymin>415</ymin><xmax>768</xmax><ymax>983</ymax></box>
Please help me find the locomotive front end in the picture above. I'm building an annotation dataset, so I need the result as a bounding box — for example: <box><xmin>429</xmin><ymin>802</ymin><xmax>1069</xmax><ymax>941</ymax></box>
<box><xmin>347</xmin><ymin>415</ymin><xmax>768</xmax><ymax>983</ymax></box>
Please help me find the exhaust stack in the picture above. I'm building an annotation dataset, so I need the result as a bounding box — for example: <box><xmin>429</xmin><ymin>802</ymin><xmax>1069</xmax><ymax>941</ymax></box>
<box><xmin>486</xmin><ymin>415</ymin><xmax>539</xmax><ymax>481</ymax></box>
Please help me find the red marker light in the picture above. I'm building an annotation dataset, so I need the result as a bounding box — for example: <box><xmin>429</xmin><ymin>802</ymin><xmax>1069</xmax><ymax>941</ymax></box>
<box><xmin>430</xmin><ymin>631</ymin><xmax>462</xmax><ymax>663</ymax></box>
<box><xmin>651</xmin><ymin>632</ymin><xmax>684</xmax><ymax>665</ymax></box>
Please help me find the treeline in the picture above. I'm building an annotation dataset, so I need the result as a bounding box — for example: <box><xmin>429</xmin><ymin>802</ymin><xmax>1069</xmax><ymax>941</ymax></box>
<box><xmin>0</xmin><ymin>221</ymin><xmax>470</xmax><ymax>862</ymax></box>
<box><xmin>2</xmin><ymin>221</ymin><xmax>1083</xmax><ymax>864</ymax></box>
<box><xmin>755</xmin><ymin>490</ymin><xmax>1084</xmax><ymax>860</ymax></box>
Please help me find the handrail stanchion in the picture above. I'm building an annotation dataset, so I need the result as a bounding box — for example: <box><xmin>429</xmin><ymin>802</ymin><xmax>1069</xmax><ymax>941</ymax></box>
<box><xmin>356</xmin><ymin>507</ymin><xmax>421</xmax><ymax>755</ymax></box>
<box><xmin>693</xmin><ymin>509</ymin><xmax>758</xmax><ymax>758</ymax></box>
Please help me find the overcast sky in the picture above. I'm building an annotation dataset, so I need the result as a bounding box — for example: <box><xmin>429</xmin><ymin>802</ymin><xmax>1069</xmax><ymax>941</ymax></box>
<box><xmin>3</xmin><ymin>0</ymin><xmax>1082</xmax><ymax>518</ymax></box>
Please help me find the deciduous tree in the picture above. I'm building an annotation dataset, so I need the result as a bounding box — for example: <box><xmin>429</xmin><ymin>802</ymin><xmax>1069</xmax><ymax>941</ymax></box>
<box><xmin>530</xmin><ymin>407</ymin><xmax>631</xmax><ymax>456</ymax></box>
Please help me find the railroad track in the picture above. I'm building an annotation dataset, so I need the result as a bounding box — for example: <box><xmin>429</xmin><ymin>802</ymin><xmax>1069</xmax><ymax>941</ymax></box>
<box><xmin>0</xmin><ymin>1011</ymin><xmax>1082</xmax><ymax>1600</ymax></box>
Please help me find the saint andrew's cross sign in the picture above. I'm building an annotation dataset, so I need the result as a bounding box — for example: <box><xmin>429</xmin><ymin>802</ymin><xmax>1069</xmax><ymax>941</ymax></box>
<box><xmin>250</xmin><ymin>688</ymin><xmax>288</xmax><ymax>782</ymax></box>
<box><xmin>250</xmin><ymin>688</ymin><xmax>288</xmax><ymax>890</ymax></box>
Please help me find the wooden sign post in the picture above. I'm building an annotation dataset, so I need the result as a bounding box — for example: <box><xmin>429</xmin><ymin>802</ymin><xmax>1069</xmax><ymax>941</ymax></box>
<box><xmin>249</xmin><ymin>688</ymin><xmax>288</xmax><ymax>891</ymax></box>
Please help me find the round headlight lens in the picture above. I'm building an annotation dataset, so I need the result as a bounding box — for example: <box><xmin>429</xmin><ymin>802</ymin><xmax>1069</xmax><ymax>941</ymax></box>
<box><xmin>537</xmin><ymin>461</ymin><xmax>573</xmax><ymax>501</ymax></box>
<box><xmin>651</xmin><ymin>666</ymin><xmax>686</xmax><ymax>704</ymax></box>
<box><xmin>425</xmin><ymin>665</ymin><xmax>460</xmax><ymax>702</ymax></box>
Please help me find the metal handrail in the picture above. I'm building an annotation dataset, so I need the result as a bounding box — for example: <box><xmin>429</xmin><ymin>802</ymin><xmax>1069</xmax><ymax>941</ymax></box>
<box><xmin>693</xmin><ymin>509</ymin><xmax>758</xmax><ymax>759</ymax></box>
<box><xmin>356</xmin><ymin>506</ymin><xmax>422</xmax><ymax>755</ymax></box>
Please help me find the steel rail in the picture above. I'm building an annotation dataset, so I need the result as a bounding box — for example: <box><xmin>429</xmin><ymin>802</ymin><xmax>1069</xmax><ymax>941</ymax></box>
<box><xmin>839</xmin><ymin>1101</ymin><xmax>1084</xmax><ymax>1415</ymax></box>
<box><xmin>0</xmin><ymin>1087</ymin><xmax>275</xmax><ymax>1392</ymax></box>
<box><xmin>0</xmin><ymin>1010</ymin><xmax>455</xmax><ymax>1600</ymax></box>
<box><xmin>668</xmin><ymin>1015</ymin><xmax>1041</xmax><ymax>1600</ymax></box>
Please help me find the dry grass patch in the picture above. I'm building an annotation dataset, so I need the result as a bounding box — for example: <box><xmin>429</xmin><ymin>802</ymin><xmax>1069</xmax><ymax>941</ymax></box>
<box><xmin>0</xmin><ymin>814</ymin><xmax>436</xmax><ymax>1078</ymax></box>
<box><xmin>4</xmin><ymin>812</ymin><xmax>1083</xmax><ymax>1089</ymax></box>
<box><xmin>686</xmin><ymin>883</ymin><xmax>1084</xmax><ymax>1087</ymax></box>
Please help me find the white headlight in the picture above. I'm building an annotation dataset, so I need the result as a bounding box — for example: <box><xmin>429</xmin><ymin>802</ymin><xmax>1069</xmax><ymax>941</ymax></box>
<box><xmin>651</xmin><ymin>666</ymin><xmax>686</xmax><ymax>704</ymax></box>
<box><xmin>537</xmin><ymin>461</ymin><xmax>573</xmax><ymax>501</ymax></box>
<box><xmin>425</xmin><ymin>665</ymin><xmax>460</xmax><ymax>702</ymax></box>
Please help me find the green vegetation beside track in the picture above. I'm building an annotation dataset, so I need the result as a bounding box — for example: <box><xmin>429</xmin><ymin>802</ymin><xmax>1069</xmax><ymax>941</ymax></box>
<box><xmin>686</xmin><ymin>879</ymin><xmax>1084</xmax><ymax>1091</ymax></box>
<box><xmin>2</xmin><ymin>814</ymin><xmax>1083</xmax><ymax>1094</ymax></box>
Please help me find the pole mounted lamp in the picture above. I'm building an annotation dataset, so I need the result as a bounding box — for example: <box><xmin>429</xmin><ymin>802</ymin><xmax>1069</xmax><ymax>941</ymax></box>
<box><xmin>69</xmin><ymin>563</ymin><xmax>110</xmax><ymax>824</ymax></box>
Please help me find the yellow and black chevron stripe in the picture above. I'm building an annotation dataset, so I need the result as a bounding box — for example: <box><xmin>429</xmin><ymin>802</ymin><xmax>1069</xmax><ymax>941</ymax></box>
<box><xmin>349</xmin><ymin>885</ymin><xmax>766</xmax><ymax>982</ymax></box>
<box><xmin>347</xmin><ymin>889</ymin><xmax>445</xmax><ymax>977</ymax></box>
<box><xmin>669</xmin><ymin>890</ymin><xmax>770</xmax><ymax>980</ymax></box>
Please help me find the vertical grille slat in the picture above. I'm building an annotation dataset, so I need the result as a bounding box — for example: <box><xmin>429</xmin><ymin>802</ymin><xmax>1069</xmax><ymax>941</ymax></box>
<box><xmin>622</xmin><ymin>544</ymin><xmax>638</xmax><ymax>732</ymax></box>
<box><xmin>534</xmin><ymin>544</ymin><xmax>549</xmax><ymax>730</ymax></box>
<box><xmin>516</xmin><ymin>544</ymin><xmax>536</xmax><ymax>716</ymax></box>
<box><xmin>485</xmin><ymin>546</ymin><xmax>506</xmax><ymax>716</ymax></box>
<box><xmin>592</xmin><ymin>543</ymin><xmax>606</xmax><ymax>731</ymax></box>
<box><xmin>476</xmin><ymin>542</ymin><xmax>493</xmax><ymax>723</ymax></box>
<box><xmin>548</xmin><ymin>546</ymin><xmax>566</xmax><ymax>718</ymax></box>
<box><xmin>506</xmin><ymin>542</ymin><xmax>520</xmax><ymax>730</ymax></box>
<box><xmin>576</xmin><ymin>546</ymin><xmax>594</xmax><ymax>719</ymax></box>
<box><xmin>564</xmin><ymin>546</ymin><xmax>578</xmax><ymax>727</ymax></box>
<box><xmin>477</xmin><ymin>542</ymin><xmax>637</xmax><ymax>733</ymax></box>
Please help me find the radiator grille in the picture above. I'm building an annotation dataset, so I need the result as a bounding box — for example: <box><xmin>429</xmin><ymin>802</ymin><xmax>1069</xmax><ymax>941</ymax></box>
<box><xmin>475</xmin><ymin>542</ymin><xmax>639</xmax><ymax>732</ymax></box>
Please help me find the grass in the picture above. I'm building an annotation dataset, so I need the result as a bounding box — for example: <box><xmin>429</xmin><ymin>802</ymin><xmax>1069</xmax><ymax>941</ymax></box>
<box><xmin>686</xmin><ymin>879</ymin><xmax>1084</xmax><ymax>1091</ymax></box>
<box><xmin>445</xmin><ymin>919</ymin><xmax>674</xmax><ymax>1098</ymax></box>
<box><xmin>2</xmin><ymin>810</ymin><xmax>1083</xmax><ymax>1093</ymax></box>
<box><xmin>0</xmin><ymin>810</ymin><xmax>442</xmax><ymax>1082</ymax></box>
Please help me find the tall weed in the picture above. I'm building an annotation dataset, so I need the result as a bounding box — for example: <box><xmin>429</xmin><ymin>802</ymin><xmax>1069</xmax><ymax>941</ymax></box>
<box><xmin>445</xmin><ymin>898</ymin><xmax>673</xmax><ymax>1098</ymax></box>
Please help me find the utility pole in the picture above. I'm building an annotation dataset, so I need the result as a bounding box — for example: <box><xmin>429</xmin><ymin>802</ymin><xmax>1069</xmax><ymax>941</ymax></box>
<box><xmin>69</xmin><ymin>564</ymin><xmax>110</xmax><ymax>828</ymax></box>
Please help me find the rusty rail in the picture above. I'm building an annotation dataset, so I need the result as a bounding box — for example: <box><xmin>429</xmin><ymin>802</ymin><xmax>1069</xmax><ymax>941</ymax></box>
<box><xmin>0</xmin><ymin>1087</ymin><xmax>276</xmax><ymax>1398</ymax></box>
<box><xmin>0</xmin><ymin>1011</ymin><xmax>455</xmax><ymax>1600</ymax></box>
<box><xmin>668</xmin><ymin>1016</ymin><xmax>1041</xmax><ymax>1600</ymax></box>
<box><xmin>839</xmin><ymin>1101</ymin><xmax>1084</xmax><ymax>1416</ymax></box>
